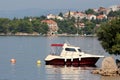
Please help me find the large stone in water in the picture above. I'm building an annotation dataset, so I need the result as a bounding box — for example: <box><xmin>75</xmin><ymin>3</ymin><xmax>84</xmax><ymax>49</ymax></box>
<box><xmin>92</xmin><ymin>56</ymin><xmax>118</xmax><ymax>76</ymax></box>
<box><xmin>102</xmin><ymin>56</ymin><xmax>117</xmax><ymax>72</ymax></box>
<box><xmin>100</xmin><ymin>56</ymin><xmax>118</xmax><ymax>76</ymax></box>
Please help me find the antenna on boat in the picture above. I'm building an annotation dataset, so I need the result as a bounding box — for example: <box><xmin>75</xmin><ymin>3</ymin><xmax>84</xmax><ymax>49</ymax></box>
<box><xmin>65</xmin><ymin>40</ymin><xmax>70</xmax><ymax>45</ymax></box>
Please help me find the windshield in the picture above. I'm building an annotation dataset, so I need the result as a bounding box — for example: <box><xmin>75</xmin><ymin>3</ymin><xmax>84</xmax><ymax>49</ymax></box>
<box><xmin>78</xmin><ymin>49</ymin><xmax>82</xmax><ymax>52</ymax></box>
<box><xmin>65</xmin><ymin>48</ymin><xmax>76</xmax><ymax>52</ymax></box>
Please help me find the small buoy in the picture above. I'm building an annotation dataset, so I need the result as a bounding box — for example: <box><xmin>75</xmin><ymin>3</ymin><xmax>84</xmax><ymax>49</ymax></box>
<box><xmin>37</xmin><ymin>60</ymin><xmax>41</xmax><ymax>64</ymax></box>
<box><xmin>10</xmin><ymin>58</ymin><xmax>16</xmax><ymax>64</ymax></box>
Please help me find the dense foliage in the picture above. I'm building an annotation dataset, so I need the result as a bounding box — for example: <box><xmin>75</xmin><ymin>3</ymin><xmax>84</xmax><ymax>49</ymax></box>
<box><xmin>0</xmin><ymin>18</ymin><xmax>48</xmax><ymax>35</ymax></box>
<box><xmin>108</xmin><ymin>10</ymin><xmax>120</xmax><ymax>17</ymax></box>
<box><xmin>55</xmin><ymin>18</ymin><xmax>77</xmax><ymax>34</ymax></box>
<box><xmin>97</xmin><ymin>18</ymin><xmax>120</xmax><ymax>55</ymax></box>
<box><xmin>85</xmin><ymin>9</ymin><xmax>97</xmax><ymax>15</ymax></box>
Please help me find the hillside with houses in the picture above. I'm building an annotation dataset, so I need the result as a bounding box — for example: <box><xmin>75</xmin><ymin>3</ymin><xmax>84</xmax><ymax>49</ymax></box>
<box><xmin>0</xmin><ymin>5</ymin><xmax>120</xmax><ymax>36</ymax></box>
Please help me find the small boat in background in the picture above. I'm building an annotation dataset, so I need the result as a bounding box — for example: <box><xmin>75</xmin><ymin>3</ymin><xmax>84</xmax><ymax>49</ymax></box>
<box><xmin>45</xmin><ymin>43</ymin><xmax>104</xmax><ymax>66</ymax></box>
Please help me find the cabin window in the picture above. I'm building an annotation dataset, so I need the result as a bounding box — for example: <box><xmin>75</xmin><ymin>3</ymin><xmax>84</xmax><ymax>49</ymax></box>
<box><xmin>78</xmin><ymin>49</ymin><xmax>82</xmax><ymax>52</ymax></box>
<box><xmin>65</xmin><ymin>48</ymin><xmax>76</xmax><ymax>52</ymax></box>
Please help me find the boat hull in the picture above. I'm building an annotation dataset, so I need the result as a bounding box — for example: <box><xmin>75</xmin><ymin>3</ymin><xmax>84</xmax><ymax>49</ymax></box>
<box><xmin>45</xmin><ymin>57</ymin><xmax>99</xmax><ymax>66</ymax></box>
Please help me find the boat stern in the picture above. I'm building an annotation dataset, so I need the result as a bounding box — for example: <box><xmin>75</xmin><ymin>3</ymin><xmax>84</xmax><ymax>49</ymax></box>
<box><xmin>45</xmin><ymin>54</ymin><xmax>65</xmax><ymax>65</ymax></box>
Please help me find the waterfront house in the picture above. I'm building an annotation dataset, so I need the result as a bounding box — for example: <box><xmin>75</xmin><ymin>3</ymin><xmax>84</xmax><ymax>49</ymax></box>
<box><xmin>41</xmin><ymin>20</ymin><xmax>59</xmax><ymax>35</ymax></box>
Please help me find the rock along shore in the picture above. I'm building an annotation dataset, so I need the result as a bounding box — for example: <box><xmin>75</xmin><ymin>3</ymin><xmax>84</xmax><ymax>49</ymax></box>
<box><xmin>92</xmin><ymin>56</ymin><xmax>120</xmax><ymax>76</ymax></box>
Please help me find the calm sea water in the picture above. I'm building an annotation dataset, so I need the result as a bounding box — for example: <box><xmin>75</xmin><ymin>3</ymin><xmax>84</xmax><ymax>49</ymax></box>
<box><xmin>0</xmin><ymin>36</ymin><xmax>119</xmax><ymax>80</ymax></box>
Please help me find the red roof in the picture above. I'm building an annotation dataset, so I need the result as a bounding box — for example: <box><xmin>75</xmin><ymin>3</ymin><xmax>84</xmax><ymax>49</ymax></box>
<box><xmin>41</xmin><ymin>20</ymin><xmax>57</xmax><ymax>24</ymax></box>
<box><xmin>97</xmin><ymin>15</ymin><xmax>106</xmax><ymax>19</ymax></box>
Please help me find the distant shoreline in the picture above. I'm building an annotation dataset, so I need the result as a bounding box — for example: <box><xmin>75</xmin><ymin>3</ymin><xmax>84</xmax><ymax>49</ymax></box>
<box><xmin>0</xmin><ymin>33</ymin><xmax>96</xmax><ymax>37</ymax></box>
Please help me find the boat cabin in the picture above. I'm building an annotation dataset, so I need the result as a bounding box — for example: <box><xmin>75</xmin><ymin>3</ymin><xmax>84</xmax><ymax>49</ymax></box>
<box><xmin>60</xmin><ymin>43</ymin><xmax>84</xmax><ymax>58</ymax></box>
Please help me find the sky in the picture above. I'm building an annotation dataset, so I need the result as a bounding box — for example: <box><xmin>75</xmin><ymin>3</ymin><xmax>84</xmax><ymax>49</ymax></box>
<box><xmin>0</xmin><ymin>0</ymin><xmax>119</xmax><ymax>18</ymax></box>
<box><xmin>0</xmin><ymin>0</ymin><xmax>120</xmax><ymax>11</ymax></box>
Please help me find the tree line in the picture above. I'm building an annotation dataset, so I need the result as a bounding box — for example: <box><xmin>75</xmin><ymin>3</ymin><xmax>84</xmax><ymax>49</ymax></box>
<box><xmin>0</xmin><ymin>17</ymin><xmax>97</xmax><ymax>35</ymax></box>
<box><xmin>0</xmin><ymin>17</ymin><xmax>48</xmax><ymax>35</ymax></box>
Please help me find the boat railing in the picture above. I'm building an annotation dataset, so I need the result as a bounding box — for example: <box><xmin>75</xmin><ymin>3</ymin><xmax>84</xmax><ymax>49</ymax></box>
<box><xmin>71</xmin><ymin>52</ymin><xmax>74</xmax><ymax>61</ymax></box>
<box><xmin>50</xmin><ymin>52</ymin><xmax>55</xmax><ymax>55</ymax></box>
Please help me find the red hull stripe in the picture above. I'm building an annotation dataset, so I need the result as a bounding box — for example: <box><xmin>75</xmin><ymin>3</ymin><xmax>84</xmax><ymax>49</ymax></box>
<box><xmin>45</xmin><ymin>57</ymin><xmax>99</xmax><ymax>66</ymax></box>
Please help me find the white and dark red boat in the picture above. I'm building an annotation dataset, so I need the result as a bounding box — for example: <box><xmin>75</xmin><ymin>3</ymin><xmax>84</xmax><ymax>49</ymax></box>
<box><xmin>45</xmin><ymin>43</ymin><xmax>104</xmax><ymax>66</ymax></box>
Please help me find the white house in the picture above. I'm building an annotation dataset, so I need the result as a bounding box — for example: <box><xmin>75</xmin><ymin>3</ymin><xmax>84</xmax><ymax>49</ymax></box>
<box><xmin>47</xmin><ymin>14</ymin><xmax>56</xmax><ymax>19</ymax></box>
<box><xmin>87</xmin><ymin>14</ymin><xmax>96</xmax><ymax>20</ymax></box>
<box><xmin>73</xmin><ymin>12</ymin><xmax>86</xmax><ymax>20</ymax></box>
<box><xmin>109</xmin><ymin>5</ymin><xmax>120</xmax><ymax>11</ymax></box>
<box><xmin>47</xmin><ymin>14</ymin><xmax>64</xmax><ymax>20</ymax></box>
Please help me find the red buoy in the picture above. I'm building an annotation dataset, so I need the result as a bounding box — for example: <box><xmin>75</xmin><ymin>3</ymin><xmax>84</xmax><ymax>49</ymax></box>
<box><xmin>10</xmin><ymin>58</ymin><xmax>16</xmax><ymax>64</ymax></box>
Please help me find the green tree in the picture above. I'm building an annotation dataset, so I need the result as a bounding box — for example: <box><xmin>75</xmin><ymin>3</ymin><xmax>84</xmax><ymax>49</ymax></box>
<box><xmin>39</xmin><ymin>15</ymin><xmax>46</xmax><ymax>21</ymax></box>
<box><xmin>83</xmin><ymin>21</ymin><xmax>96</xmax><ymax>35</ymax></box>
<box><xmin>57</xmin><ymin>19</ymin><xmax>77</xmax><ymax>34</ymax></box>
<box><xmin>85</xmin><ymin>9</ymin><xmax>96</xmax><ymax>14</ymax></box>
<box><xmin>108</xmin><ymin>10</ymin><xmax>120</xmax><ymax>17</ymax></box>
<box><xmin>67</xmin><ymin>10</ymin><xmax>71</xmax><ymax>19</ymax></box>
<box><xmin>97</xmin><ymin>18</ymin><xmax>120</xmax><ymax>55</ymax></box>
<box><xmin>32</xmin><ymin>20</ymin><xmax>48</xmax><ymax>34</ymax></box>
<box><xmin>39</xmin><ymin>23</ymin><xmax>49</xmax><ymax>34</ymax></box>
<box><xmin>0</xmin><ymin>18</ymin><xmax>11</xmax><ymax>34</ymax></box>
<box><xmin>58</xmin><ymin>12</ymin><xmax>63</xmax><ymax>17</ymax></box>
<box><xmin>17</xmin><ymin>20</ymin><xmax>33</xmax><ymax>33</ymax></box>
<box><xmin>9</xmin><ymin>20</ymin><xmax>19</xmax><ymax>34</ymax></box>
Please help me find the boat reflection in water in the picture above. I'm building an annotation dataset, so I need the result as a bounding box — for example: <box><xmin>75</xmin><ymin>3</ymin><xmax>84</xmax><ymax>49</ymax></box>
<box><xmin>45</xmin><ymin>65</ymin><xmax>98</xmax><ymax>80</ymax></box>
